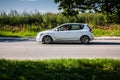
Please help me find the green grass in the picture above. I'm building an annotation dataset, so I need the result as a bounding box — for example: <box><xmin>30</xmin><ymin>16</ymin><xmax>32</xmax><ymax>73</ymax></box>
<box><xmin>0</xmin><ymin>28</ymin><xmax>120</xmax><ymax>37</ymax></box>
<box><xmin>0</xmin><ymin>23</ymin><xmax>120</xmax><ymax>37</ymax></box>
<box><xmin>94</xmin><ymin>29</ymin><xmax>120</xmax><ymax>37</ymax></box>
<box><xmin>0</xmin><ymin>59</ymin><xmax>120</xmax><ymax>80</ymax></box>
<box><xmin>0</xmin><ymin>30</ymin><xmax>37</xmax><ymax>37</ymax></box>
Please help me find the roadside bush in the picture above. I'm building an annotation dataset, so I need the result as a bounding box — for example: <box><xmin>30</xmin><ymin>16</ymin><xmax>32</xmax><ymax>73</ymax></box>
<box><xmin>0</xmin><ymin>59</ymin><xmax>120</xmax><ymax>80</ymax></box>
<box><xmin>0</xmin><ymin>11</ymin><xmax>106</xmax><ymax>32</ymax></box>
<box><xmin>0</xmin><ymin>11</ymin><xmax>120</xmax><ymax>37</ymax></box>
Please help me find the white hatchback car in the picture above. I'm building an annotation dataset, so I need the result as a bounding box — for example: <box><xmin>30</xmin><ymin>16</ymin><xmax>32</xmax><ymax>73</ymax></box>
<box><xmin>36</xmin><ymin>23</ymin><xmax>94</xmax><ymax>44</ymax></box>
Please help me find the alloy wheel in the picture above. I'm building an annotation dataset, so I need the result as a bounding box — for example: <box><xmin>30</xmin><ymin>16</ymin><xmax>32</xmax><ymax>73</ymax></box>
<box><xmin>80</xmin><ymin>36</ymin><xmax>89</xmax><ymax>44</ymax></box>
<box><xmin>42</xmin><ymin>36</ymin><xmax>52</xmax><ymax>44</ymax></box>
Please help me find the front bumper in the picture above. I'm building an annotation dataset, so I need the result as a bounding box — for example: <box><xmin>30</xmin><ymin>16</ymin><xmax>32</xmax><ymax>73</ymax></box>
<box><xmin>36</xmin><ymin>35</ymin><xmax>42</xmax><ymax>42</ymax></box>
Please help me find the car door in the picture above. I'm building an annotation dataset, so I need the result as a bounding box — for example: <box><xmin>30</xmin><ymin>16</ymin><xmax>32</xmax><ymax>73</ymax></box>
<box><xmin>53</xmin><ymin>24</ymin><xmax>71</xmax><ymax>41</ymax></box>
<box><xmin>67</xmin><ymin>24</ymin><xmax>84</xmax><ymax>40</ymax></box>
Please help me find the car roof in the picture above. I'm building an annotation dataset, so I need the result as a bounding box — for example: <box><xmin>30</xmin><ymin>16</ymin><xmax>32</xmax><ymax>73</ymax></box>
<box><xmin>54</xmin><ymin>23</ymin><xmax>88</xmax><ymax>29</ymax></box>
<box><xmin>62</xmin><ymin>23</ymin><xmax>87</xmax><ymax>25</ymax></box>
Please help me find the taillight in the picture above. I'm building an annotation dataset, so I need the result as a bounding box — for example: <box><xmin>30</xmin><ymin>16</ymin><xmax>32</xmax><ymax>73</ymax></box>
<box><xmin>90</xmin><ymin>29</ymin><xmax>93</xmax><ymax>33</ymax></box>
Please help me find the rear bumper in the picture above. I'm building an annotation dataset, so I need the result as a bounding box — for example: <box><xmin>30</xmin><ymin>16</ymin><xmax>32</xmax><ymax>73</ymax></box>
<box><xmin>89</xmin><ymin>34</ymin><xmax>94</xmax><ymax>41</ymax></box>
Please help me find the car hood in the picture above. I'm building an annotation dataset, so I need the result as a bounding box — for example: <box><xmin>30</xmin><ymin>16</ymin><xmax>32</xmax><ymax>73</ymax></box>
<box><xmin>40</xmin><ymin>30</ymin><xmax>51</xmax><ymax>33</ymax></box>
<box><xmin>37</xmin><ymin>30</ymin><xmax>52</xmax><ymax>35</ymax></box>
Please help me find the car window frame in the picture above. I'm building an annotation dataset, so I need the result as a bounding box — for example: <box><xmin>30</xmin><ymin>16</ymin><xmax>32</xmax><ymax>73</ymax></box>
<box><xmin>69</xmin><ymin>24</ymin><xmax>83</xmax><ymax>31</ymax></box>
<box><xmin>57</xmin><ymin>24</ymin><xmax>70</xmax><ymax>31</ymax></box>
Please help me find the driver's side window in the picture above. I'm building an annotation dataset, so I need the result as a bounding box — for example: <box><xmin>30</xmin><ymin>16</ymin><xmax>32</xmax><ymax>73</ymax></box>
<box><xmin>58</xmin><ymin>26</ymin><xmax>64</xmax><ymax>31</ymax></box>
<box><xmin>58</xmin><ymin>25</ymin><xmax>69</xmax><ymax>31</ymax></box>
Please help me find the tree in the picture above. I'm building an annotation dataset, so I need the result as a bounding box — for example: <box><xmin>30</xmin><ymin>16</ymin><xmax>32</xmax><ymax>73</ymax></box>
<box><xmin>54</xmin><ymin>0</ymin><xmax>120</xmax><ymax>24</ymax></box>
<box><xmin>91</xmin><ymin>0</ymin><xmax>120</xmax><ymax>23</ymax></box>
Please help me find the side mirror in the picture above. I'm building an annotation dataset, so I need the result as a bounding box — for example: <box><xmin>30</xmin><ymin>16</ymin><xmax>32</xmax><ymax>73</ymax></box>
<box><xmin>55</xmin><ymin>28</ymin><xmax>59</xmax><ymax>31</ymax></box>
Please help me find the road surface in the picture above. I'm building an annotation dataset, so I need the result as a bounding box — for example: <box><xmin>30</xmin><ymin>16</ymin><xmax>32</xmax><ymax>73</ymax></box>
<box><xmin>0</xmin><ymin>40</ymin><xmax>120</xmax><ymax>60</ymax></box>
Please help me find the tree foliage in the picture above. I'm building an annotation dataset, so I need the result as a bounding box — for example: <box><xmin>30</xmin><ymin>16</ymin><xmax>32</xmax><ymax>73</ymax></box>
<box><xmin>54</xmin><ymin>0</ymin><xmax>120</xmax><ymax>24</ymax></box>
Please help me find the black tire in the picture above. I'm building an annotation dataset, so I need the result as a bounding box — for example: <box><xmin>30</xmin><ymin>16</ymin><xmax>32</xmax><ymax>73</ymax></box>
<box><xmin>80</xmin><ymin>35</ymin><xmax>90</xmax><ymax>44</ymax></box>
<box><xmin>42</xmin><ymin>35</ymin><xmax>52</xmax><ymax>44</ymax></box>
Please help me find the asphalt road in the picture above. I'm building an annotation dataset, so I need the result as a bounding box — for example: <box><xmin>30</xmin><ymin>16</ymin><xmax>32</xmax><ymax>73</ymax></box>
<box><xmin>0</xmin><ymin>40</ymin><xmax>120</xmax><ymax>60</ymax></box>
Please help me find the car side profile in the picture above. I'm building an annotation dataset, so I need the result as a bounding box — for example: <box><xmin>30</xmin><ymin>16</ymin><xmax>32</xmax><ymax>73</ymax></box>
<box><xmin>36</xmin><ymin>23</ymin><xmax>94</xmax><ymax>44</ymax></box>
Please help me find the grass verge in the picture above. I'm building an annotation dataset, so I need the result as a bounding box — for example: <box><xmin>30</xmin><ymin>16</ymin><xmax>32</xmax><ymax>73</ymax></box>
<box><xmin>0</xmin><ymin>31</ymin><xmax>37</xmax><ymax>37</ymax></box>
<box><xmin>94</xmin><ymin>29</ymin><xmax>120</xmax><ymax>37</ymax></box>
<box><xmin>0</xmin><ymin>29</ymin><xmax>120</xmax><ymax>37</ymax></box>
<box><xmin>0</xmin><ymin>58</ymin><xmax>120</xmax><ymax>80</ymax></box>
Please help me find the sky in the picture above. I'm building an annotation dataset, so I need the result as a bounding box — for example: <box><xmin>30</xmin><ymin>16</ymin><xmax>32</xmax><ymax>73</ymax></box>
<box><xmin>0</xmin><ymin>0</ymin><xmax>59</xmax><ymax>13</ymax></box>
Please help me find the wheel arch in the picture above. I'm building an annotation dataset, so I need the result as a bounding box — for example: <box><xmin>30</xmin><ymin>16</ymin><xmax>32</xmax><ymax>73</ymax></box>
<box><xmin>80</xmin><ymin>35</ymin><xmax>90</xmax><ymax>44</ymax></box>
<box><xmin>80</xmin><ymin>35</ymin><xmax>90</xmax><ymax>40</ymax></box>
<box><xmin>42</xmin><ymin>35</ymin><xmax>53</xmax><ymax>41</ymax></box>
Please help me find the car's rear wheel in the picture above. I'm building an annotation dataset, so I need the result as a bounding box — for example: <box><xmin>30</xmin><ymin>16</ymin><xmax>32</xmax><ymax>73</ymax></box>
<box><xmin>80</xmin><ymin>35</ymin><xmax>90</xmax><ymax>44</ymax></box>
<box><xmin>42</xmin><ymin>35</ymin><xmax>52</xmax><ymax>44</ymax></box>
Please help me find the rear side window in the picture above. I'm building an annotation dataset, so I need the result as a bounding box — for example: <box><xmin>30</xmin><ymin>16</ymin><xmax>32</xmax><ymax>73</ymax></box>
<box><xmin>70</xmin><ymin>24</ymin><xmax>83</xmax><ymax>30</ymax></box>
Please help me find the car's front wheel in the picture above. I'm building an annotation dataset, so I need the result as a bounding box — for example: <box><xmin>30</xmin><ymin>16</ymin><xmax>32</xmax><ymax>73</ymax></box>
<box><xmin>80</xmin><ymin>35</ymin><xmax>90</xmax><ymax>44</ymax></box>
<box><xmin>42</xmin><ymin>35</ymin><xmax>52</xmax><ymax>44</ymax></box>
